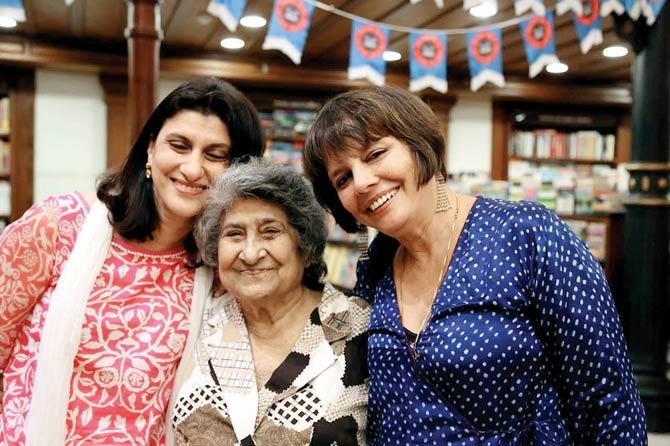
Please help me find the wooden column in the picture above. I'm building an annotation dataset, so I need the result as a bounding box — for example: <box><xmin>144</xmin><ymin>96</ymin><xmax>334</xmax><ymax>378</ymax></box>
<box><xmin>617</xmin><ymin>3</ymin><xmax>670</xmax><ymax>432</ymax></box>
<box><xmin>125</xmin><ymin>0</ymin><xmax>162</xmax><ymax>142</ymax></box>
<box><xmin>100</xmin><ymin>75</ymin><xmax>131</xmax><ymax>168</ymax></box>
<box><xmin>8</xmin><ymin>69</ymin><xmax>34</xmax><ymax>221</ymax></box>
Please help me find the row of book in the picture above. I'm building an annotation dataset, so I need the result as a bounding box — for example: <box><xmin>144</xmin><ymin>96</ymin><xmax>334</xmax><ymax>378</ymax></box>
<box><xmin>265</xmin><ymin>140</ymin><xmax>304</xmax><ymax>173</ymax></box>
<box><xmin>323</xmin><ymin>244</ymin><xmax>357</xmax><ymax>290</ymax></box>
<box><xmin>0</xmin><ymin>97</ymin><xmax>9</xmax><ymax>134</ymax></box>
<box><xmin>259</xmin><ymin>107</ymin><xmax>318</xmax><ymax>140</ymax></box>
<box><xmin>509</xmin><ymin>129</ymin><xmax>616</xmax><ymax>161</ymax></box>
<box><xmin>564</xmin><ymin>219</ymin><xmax>607</xmax><ymax>260</ymax></box>
<box><xmin>0</xmin><ymin>141</ymin><xmax>10</xmax><ymax>175</ymax></box>
<box><xmin>0</xmin><ymin>180</ymin><xmax>11</xmax><ymax>216</ymax></box>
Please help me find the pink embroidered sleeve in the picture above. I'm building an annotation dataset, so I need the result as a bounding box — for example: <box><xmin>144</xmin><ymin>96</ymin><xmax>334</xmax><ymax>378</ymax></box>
<box><xmin>0</xmin><ymin>197</ymin><xmax>61</xmax><ymax>369</ymax></box>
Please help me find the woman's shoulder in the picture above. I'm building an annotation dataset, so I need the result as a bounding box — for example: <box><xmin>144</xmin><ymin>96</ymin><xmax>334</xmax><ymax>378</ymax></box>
<box><xmin>320</xmin><ymin>282</ymin><xmax>371</xmax><ymax>332</ymax></box>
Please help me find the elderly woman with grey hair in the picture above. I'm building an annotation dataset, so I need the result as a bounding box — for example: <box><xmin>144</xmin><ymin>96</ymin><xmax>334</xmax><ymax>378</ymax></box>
<box><xmin>170</xmin><ymin>157</ymin><xmax>370</xmax><ymax>446</ymax></box>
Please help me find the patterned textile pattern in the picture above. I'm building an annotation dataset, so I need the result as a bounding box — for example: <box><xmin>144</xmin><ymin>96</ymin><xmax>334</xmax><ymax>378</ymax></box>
<box><xmin>0</xmin><ymin>193</ymin><xmax>196</xmax><ymax>445</ymax></box>
<box><xmin>354</xmin><ymin>197</ymin><xmax>647</xmax><ymax>446</ymax></box>
<box><xmin>173</xmin><ymin>283</ymin><xmax>370</xmax><ymax>446</ymax></box>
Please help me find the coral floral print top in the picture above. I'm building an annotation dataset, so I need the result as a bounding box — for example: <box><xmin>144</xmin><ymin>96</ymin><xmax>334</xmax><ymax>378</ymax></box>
<box><xmin>0</xmin><ymin>193</ymin><xmax>196</xmax><ymax>445</ymax></box>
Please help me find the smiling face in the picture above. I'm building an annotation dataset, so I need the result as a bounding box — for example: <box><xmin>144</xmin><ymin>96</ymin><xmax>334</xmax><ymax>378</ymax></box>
<box><xmin>217</xmin><ymin>198</ymin><xmax>305</xmax><ymax>303</ymax></box>
<box><xmin>147</xmin><ymin>110</ymin><xmax>232</xmax><ymax>228</ymax></box>
<box><xmin>326</xmin><ymin>136</ymin><xmax>433</xmax><ymax>238</ymax></box>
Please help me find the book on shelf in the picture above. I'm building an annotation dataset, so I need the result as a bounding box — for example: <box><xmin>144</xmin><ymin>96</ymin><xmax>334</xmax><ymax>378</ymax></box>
<box><xmin>0</xmin><ymin>97</ymin><xmax>9</xmax><ymax>134</ymax></box>
<box><xmin>0</xmin><ymin>140</ymin><xmax>9</xmax><ymax>175</ymax></box>
<box><xmin>323</xmin><ymin>244</ymin><xmax>357</xmax><ymax>290</ymax></box>
<box><xmin>0</xmin><ymin>180</ymin><xmax>10</xmax><ymax>216</ymax></box>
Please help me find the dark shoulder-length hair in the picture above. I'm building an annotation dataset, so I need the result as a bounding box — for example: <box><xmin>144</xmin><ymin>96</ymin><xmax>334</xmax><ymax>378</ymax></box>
<box><xmin>96</xmin><ymin>77</ymin><xmax>264</xmax><ymax>256</ymax></box>
<box><xmin>303</xmin><ymin>86</ymin><xmax>446</xmax><ymax>234</ymax></box>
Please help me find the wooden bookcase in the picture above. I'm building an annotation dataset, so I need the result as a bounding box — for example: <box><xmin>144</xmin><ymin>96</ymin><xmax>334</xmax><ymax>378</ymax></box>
<box><xmin>0</xmin><ymin>68</ymin><xmax>35</xmax><ymax>231</ymax></box>
<box><xmin>491</xmin><ymin>101</ymin><xmax>630</xmax><ymax>302</ymax></box>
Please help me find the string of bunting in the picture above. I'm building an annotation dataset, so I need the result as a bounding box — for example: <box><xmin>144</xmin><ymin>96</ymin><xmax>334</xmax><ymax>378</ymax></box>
<box><xmin>204</xmin><ymin>0</ymin><xmax>664</xmax><ymax>92</ymax></box>
<box><xmin>38</xmin><ymin>0</ymin><xmax>665</xmax><ymax>91</ymax></box>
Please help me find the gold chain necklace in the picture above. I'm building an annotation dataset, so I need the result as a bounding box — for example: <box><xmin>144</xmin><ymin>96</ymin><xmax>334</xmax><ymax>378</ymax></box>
<box><xmin>397</xmin><ymin>194</ymin><xmax>459</xmax><ymax>359</ymax></box>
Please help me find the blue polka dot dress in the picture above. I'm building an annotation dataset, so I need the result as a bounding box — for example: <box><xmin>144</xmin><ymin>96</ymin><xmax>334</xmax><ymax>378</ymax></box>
<box><xmin>354</xmin><ymin>198</ymin><xmax>646</xmax><ymax>446</ymax></box>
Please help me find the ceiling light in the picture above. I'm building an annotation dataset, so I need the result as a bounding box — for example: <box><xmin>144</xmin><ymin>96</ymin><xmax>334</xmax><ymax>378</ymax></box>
<box><xmin>0</xmin><ymin>16</ymin><xmax>17</xmax><ymax>28</ymax></box>
<box><xmin>383</xmin><ymin>50</ymin><xmax>402</xmax><ymax>62</ymax></box>
<box><xmin>603</xmin><ymin>45</ymin><xmax>629</xmax><ymax>58</ymax></box>
<box><xmin>469</xmin><ymin>2</ymin><xmax>497</xmax><ymax>17</ymax></box>
<box><xmin>220</xmin><ymin>37</ymin><xmax>245</xmax><ymax>50</ymax></box>
<box><xmin>546</xmin><ymin>62</ymin><xmax>568</xmax><ymax>74</ymax></box>
<box><xmin>240</xmin><ymin>15</ymin><xmax>267</xmax><ymax>28</ymax></box>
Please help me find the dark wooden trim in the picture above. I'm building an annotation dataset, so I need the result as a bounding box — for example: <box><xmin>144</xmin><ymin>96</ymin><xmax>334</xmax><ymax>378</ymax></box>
<box><xmin>100</xmin><ymin>75</ymin><xmax>131</xmax><ymax>169</ymax></box>
<box><xmin>3</xmin><ymin>68</ymin><xmax>35</xmax><ymax>221</ymax></box>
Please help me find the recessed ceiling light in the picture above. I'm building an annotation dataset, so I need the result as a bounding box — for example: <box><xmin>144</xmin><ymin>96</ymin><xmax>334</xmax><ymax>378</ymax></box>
<box><xmin>220</xmin><ymin>37</ymin><xmax>245</xmax><ymax>50</ymax></box>
<box><xmin>546</xmin><ymin>62</ymin><xmax>568</xmax><ymax>74</ymax></box>
<box><xmin>603</xmin><ymin>45</ymin><xmax>629</xmax><ymax>58</ymax></box>
<box><xmin>0</xmin><ymin>16</ymin><xmax>17</xmax><ymax>28</ymax></box>
<box><xmin>240</xmin><ymin>15</ymin><xmax>267</xmax><ymax>28</ymax></box>
<box><xmin>469</xmin><ymin>2</ymin><xmax>497</xmax><ymax>17</ymax></box>
<box><xmin>383</xmin><ymin>50</ymin><xmax>402</xmax><ymax>62</ymax></box>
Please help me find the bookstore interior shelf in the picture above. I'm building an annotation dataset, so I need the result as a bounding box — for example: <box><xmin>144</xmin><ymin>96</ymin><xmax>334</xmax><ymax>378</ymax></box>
<box><xmin>509</xmin><ymin>156</ymin><xmax>618</xmax><ymax>167</ymax></box>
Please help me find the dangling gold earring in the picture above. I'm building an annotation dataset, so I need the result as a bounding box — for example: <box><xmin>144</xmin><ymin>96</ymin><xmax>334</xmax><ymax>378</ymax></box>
<box><xmin>435</xmin><ymin>171</ymin><xmax>452</xmax><ymax>213</ymax></box>
<box><xmin>145</xmin><ymin>162</ymin><xmax>152</xmax><ymax>179</ymax></box>
<box><xmin>357</xmin><ymin>224</ymin><xmax>369</xmax><ymax>261</ymax></box>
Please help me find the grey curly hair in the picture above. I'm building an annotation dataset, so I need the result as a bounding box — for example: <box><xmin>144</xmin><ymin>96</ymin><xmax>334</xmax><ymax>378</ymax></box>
<box><xmin>195</xmin><ymin>157</ymin><xmax>328</xmax><ymax>291</ymax></box>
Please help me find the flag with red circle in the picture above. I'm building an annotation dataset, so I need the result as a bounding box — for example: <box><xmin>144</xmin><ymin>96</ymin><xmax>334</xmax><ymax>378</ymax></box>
<box><xmin>348</xmin><ymin>20</ymin><xmax>390</xmax><ymax>86</ymax></box>
<box><xmin>409</xmin><ymin>32</ymin><xmax>448</xmax><ymax>93</ymax></box>
<box><xmin>520</xmin><ymin>12</ymin><xmax>559</xmax><ymax>78</ymax></box>
<box><xmin>262</xmin><ymin>0</ymin><xmax>315</xmax><ymax>64</ymax></box>
<box><xmin>207</xmin><ymin>0</ymin><xmax>247</xmax><ymax>32</ymax></box>
<box><xmin>572</xmin><ymin>0</ymin><xmax>603</xmax><ymax>53</ymax></box>
<box><xmin>466</xmin><ymin>28</ymin><xmax>505</xmax><ymax>91</ymax></box>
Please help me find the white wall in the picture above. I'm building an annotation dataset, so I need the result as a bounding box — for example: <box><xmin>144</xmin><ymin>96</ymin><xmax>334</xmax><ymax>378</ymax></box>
<box><xmin>447</xmin><ymin>94</ymin><xmax>492</xmax><ymax>174</ymax></box>
<box><xmin>34</xmin><ymin>69</ymin><xmax>107</xmax><ymax>200</ymax></box>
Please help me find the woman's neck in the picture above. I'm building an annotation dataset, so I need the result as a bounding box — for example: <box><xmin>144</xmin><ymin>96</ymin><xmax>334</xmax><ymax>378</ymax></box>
<box><xmin>240</xmin><ymin>287</ymin><xmax>320</xmax><ymax>339</ymax></box>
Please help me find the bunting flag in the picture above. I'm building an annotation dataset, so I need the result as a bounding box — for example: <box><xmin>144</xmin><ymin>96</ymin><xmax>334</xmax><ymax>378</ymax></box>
<box><xmin>409</xmin><ymin>32</ymin><xmax>448</xmax><ymax>93</ymax></box>
<box><xmin>624</xmin><ymin>0</ymin><xmax>643</xmax><ymax>18</ymax></box>
<box><xmin>641</xmin><ymin>0</ymin><xmax>666</xmax><ymax>23</ymax></box>
<box><xmin>466</xmin><ymin>28</ymin><xmax>505</xmax><ymax>91</ymax></box>
<box><xmin>520</xmin><ymin>13</ymin><xmax>559</xmax><ymax>78</ymax></box>
<box><xmin>514</xmin><ymin>0</ymin><xmax>546</xmax><ymax>15</ymax></box>
<box><xmin>262</xmin><ymin>0</ymin><xmax>315</xmax><ymax>65</ymax></box>
<box><xmin>556</xmin><ymin>0</ymin><xmax>583</xmax><ymax>16</ymax></box>
<box><xmin>572</xmin><ymin>0</ymin><xmax>603</xmax><ymax>53</ymax></box>
<box><xmin>600</xmin><ymin>0</ymin><xmax>625</xmax><ymax>15</ymax></box>
<box><xmin>0</xmin><ymin>0</ymin><xmax>25</xmax><ymax>21</ymax></box>
<box><xmin>207</xmin><ymin>0</ymin><xmax>247</xmax><ymax>32</ymax></box>
<box><xmin>348</xmin><ymin>20</ymin><xmax>389</xmax><ymax>86</ymax></box>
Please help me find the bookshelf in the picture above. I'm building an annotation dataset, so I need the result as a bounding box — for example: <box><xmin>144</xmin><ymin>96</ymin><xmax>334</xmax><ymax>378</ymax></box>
<box><xmin>0</xmin><ymin>68</ymin><xmax>34</xmax><ymax>234</ymax></box>
<box><xmin>492</xmin><ymin>101</ymin><xmax>630</xmax><ymax>298</ymax></box>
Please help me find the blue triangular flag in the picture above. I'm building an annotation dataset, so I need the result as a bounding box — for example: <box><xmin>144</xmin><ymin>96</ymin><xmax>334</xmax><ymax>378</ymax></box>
<box><xmin>409</xmin><ymin>32</ymin><xmax>448</xmax><ymax>93</ymax></box>
<box><xmin>514</xmin><ymin>0</ymin><xmax>546</xmax><ymax>15</ymax></box>
<box><xmin>520</xmin><ymin>13</ymin><xmax>559</xmax><ymax>78</ymax></box>
<box><xmin>642</xmin><ymin>0</ymin><xmax>666</xmax><ymax>23</ymax></box>
<box><xmin>0</xmin><ymin>0</ymin><xmax>25</xmax><ymax>21</ymax></box>
<box><xmin>466</xmin><ymin>28</ymin><xmax>505</xmax><ymax>91</ymax></box>
<box><xmin>573</xmin><ymin>0</ymin><xmax>603</xmax><ymax>53</ymax></box>
<box><xmin>348</xmin><ymin>20</ymin><xmax>390</xmax><ymax>86</ymax></box>
<box><xmin>624</xmin><ymin>0</ymin><xmax>643</xmax><ymax>18</ymax></box>
<box><xmin>207</xmin><ymin>0</ymin><xmax>247</xmax><ymax>32</ymax></box>
<box><xmin>601</xmin><ymin>0</ymin><xmax>625</xmax><ymax>15</ymax></box>
<box><xmin>262</xmin><ymin>0</ymin><xmax>315</xmax><ymax>65</ymax></box>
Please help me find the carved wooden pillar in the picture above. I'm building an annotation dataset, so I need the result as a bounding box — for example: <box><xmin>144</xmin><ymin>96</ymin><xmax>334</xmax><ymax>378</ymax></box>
<box><xmin>616</xmin><ymin>3</ymin><xmax>670</xmax><ymax>432</ymax></box>
<box><xmin>100</xmin><ymin>75</ymin><xmax>131</xmax><ymax>168</ymax></box>
<box><xmin>125</xmin><ymin>0</ymin><xmax>162</xmax><ymax>142</ymax></box>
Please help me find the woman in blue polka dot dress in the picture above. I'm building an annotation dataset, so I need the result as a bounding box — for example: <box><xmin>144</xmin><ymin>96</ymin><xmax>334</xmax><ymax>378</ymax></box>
<box><xmin>303</xmin><ymin>86</ymin><xmax>646</xmax><ymax>446</ymax></box>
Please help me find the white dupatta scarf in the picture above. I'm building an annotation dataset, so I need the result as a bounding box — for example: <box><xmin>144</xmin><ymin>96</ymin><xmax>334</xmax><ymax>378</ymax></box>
<box><xmin>24</xmin><ymin>200</ymin><xmax>212</xmax><ymax>446</ymax></box>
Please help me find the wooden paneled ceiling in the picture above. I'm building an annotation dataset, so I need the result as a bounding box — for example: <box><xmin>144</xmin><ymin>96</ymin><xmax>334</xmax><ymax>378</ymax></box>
<box><xmin>6</xmin><ymin>0</ymin><xmax>633</xmax><ymax>85</ymax></box>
